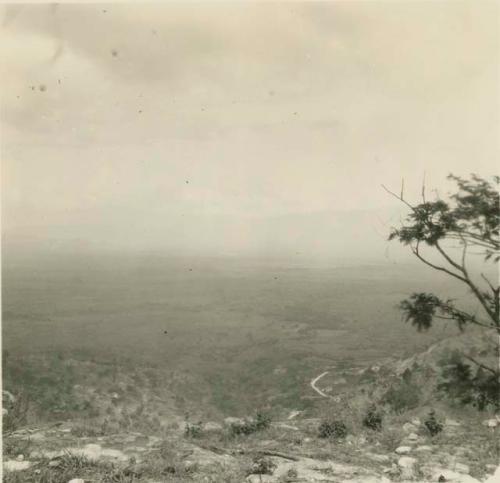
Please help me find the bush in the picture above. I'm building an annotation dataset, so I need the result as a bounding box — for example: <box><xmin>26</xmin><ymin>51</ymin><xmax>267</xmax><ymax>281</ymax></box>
<box><xmin>438</xmin><ymin>352</ymin><xmax>500</xmax><ymax>411</ymax></box>
<box><xmin>2</xmin><ymin>390</ymin><xmax>29</xmax><ymax>433</ymax></box>
<box><xmin>249</xmin><ymin>456</ymin><xmax>276</xmax><ymax>475</ymax></box>
<box><xmin>363</xmin><ymin>405</ymin><xmax>383</xmax><ymax>431</ymax></box>
<box><xmin>318</xmin><ymin>420</ymin><xmax>348</xmax><ymax>440</ymax></box>
<box><xmin>184</xmin><ymin>421</ymin><xmax>203</xmax><ymax>438</ymax></box>
<box><xmin>424</xmin><ymin>410</ymin><xmax>443</xmax><ymax>437</ymax></box>
<box><xmin>382</xmin><ymin>380</ymin><xmax>421</xmax><ymax>414</ymax></box>
<box><xmin>230</xmin><ymin>412</ymin><xmax>271</xmax><ymax>436</ymax></box>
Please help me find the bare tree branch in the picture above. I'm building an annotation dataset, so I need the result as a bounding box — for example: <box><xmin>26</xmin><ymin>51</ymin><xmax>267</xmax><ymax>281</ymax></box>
<box><xmin>411</xmin><ymin>242</ymin><xmax>467</xmax><ymax>283</ymax></box>
<box><xmin>462</xmin><ymin>354</ymin><xmax>499</xmax><ymax>377</ymax></box>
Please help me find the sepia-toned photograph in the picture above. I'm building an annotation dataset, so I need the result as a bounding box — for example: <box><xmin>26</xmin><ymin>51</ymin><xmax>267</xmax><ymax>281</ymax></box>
<box><xmin>1</xmin><ymin>1</ymin><xmax>499</xmax><ymax>482</ymax></box>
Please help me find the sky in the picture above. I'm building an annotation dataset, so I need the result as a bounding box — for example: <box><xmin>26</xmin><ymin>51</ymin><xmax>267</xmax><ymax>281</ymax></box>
<box><xmin>1</xmin><ymin>1</ymin><xmax>498</xmax><ymax>258</ymax></box>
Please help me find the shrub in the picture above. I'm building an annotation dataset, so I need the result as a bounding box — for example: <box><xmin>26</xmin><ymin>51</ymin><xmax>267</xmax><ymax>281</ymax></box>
<box><xmin>184</xmin><ymin>421</ymin><xmax>203</xmax><ymax>438</ymax></box>
<box><xmin>382</xmin><ymin>380</ymin><xmax>421</xmax><ymax>414</ymax></box>
<box><xmin>2</xmin><ymin>390</ymin><xmax>29</xmax><ymax>433</ymax></box>
<box><xmin>318</xmin><ymin>420</ymin><xmax>348</xmax><ymax>440</ymax></box>
<box><xmin>249</xmin><ymin>456</ymin><xmax>276</xmax><ymax>475</ymax></box>
<box><xmin>424</xmin><ymin>410</ymin><xmax>443</xmax><ymax>436</ymax></box>
<box><xmin>438</xmin><ymin>352</ymin><xmax>500</xmax><ymax>411</ymax></box>
<box><xmin>230</xmin><ymin>412</ymin><xmax>271</xmax><ymax>436</ymax></box>
<box><xmin>363</xmin><ymin>405</ymin><xmax>383</xmax><ymax>431</ymax></box>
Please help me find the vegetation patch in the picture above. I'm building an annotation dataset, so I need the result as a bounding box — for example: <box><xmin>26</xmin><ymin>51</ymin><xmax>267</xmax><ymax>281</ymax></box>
<box><xmin>230</xmin><ymin>412</ymin><xmax>271</xmax><ymax>436</ymax></box>
<box><xmin>318</xmin><ymin>420</ymin><xmax>348</xmax><ymax>440</ymax></box>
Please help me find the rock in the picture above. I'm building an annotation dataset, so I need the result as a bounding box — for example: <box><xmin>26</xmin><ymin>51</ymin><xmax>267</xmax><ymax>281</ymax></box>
<box><xmin>3</xmin><ymin>460</ymin><xmax>33</xmax><ymax>472</ymax></box>
<box><xmin>2</xmin><ymin>408</ymin><xmax>8</xmax><ymax>416</ymax></box>
<box><xmin>366</xmin><ymin>453</ymin><xmax>391</xmax><ymax>463</ymax></box>
<box><xmin>383</xmin><ymin>463</ymin><xmax>399</xmax><ymax>477</ymax></box>
<box><xmin>347</xmin><ymin>435</ymin><xmax>367</xmax><ymax>446</ymax></box>
<box><xmin>183</xmin><ymin>446</ymin><xmax>238</xmax><ymax>473</ymax></box>
<box><xmin>402</xmin><ymin>422</ymin><xmax>418</xmax><ymax>433</ymax></box>
<box><xmin>224</xmin><ymin>416</ymin><xmax>244</xmax><ymax>426</ymax></box>
<box><xmin>398</xmin><ymin>456</ymin><xmax>417</xmax><ymax>468</ymax></box>
<box><xmin>482</xmin><ymin>419</ymin><xmax>498</xmax><ymax>428</ymax></box>
<box><xmin>270</xmin><ymin>455</ymin><xmax>360</xmax><ymax>482</ymax></box>
<box><xmin>454</xmin><ymin>463</ymin><xmax>470</xmax><ymax>474</ymax></box>
<box><xmin>202</xmin><ymin>421</ymin><xmax>223</xmax><ymax>433</ymax></box>
<box><xmin>484</xmin><ymin>466</ymin><xmax>500</xmax><ymax>483</ymax></box>
<box><xmin>432</xmin><ymin>469</ymin><xmax>481</xmax><ymax>483</ymax></box>
<box><xmin>287</xmin><ymin>410</ymin><xmax>302</xmax><ymax>420</ymax></box>
<box><xmin>398</xmin><ymin>456</ymin><xmax>417</xmax><ymax>479</ymax></box>
<box><xmin>395</xmin><ymin>446</ymin><xmax>412</xmax><ymax>455</ymax></box>
<box><xmin>48</xmin><ymin>460</ymin><xmax>61</xmax><ymax>468</ymax></box>
<box><xmin>445</xmin><ymin>419</ymin><xmax>461</xmax><ymax>427</ymax></box>
<box><xmin>3</xmin><ymin>390</ymin><xmax>16</xmax><ymax>404</ymax></box>
<box><xmin>408</xmin><ymin>432</ymin><xmax>419</xmax><ymax>441</ymax></box>
<box><xmin>345</xmin><ymin>477</ymin><xmax>391</xmax><ymax>483</ymax></box>
<box><xmin>246</xmin><ymin>476</ymin><xmax>274</xmax><ymax>483</ymax></box>
<box><xmin>67</xmin><ymin>480</ymin><xmax>86</xmax><ymax>483</ymax></box>
<box><xmin>272</xmin><ymin>423</ymin><xmax>299</xmax><ymax>431</ymax></box>
<box><xmin>29</xmin><ymin>432</ymin><xmax>46</xmax><ymax>442</ymax></box>
<box><xmin>411</xmin><ymin>418</ymin><xmax>421</xmax><ymax>426</ymax></box>
<box><xmin>415</xmin><ymin>445</ymin><xmax>433</xmax><ymax>452</ymax></box>
<box><xmin>66</xmin><ymin>444</ymin><xmax>128</xmax><ymax>462</ymax></box>
<box><xmin>16</xmin><ymin>454</ymin><xmax>24</xmax><ymax>461</ymax></box>
<box><xmin>485</xmin><ymin>464</ymin><xmax>497</xmax><ymax>472</ymax></box>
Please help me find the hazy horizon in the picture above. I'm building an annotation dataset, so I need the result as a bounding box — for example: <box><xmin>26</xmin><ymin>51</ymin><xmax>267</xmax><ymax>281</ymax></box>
<box><xmin>1</xmin><ymin>2</ymin><xmax>498</xmax><ymax>260</ymax></box>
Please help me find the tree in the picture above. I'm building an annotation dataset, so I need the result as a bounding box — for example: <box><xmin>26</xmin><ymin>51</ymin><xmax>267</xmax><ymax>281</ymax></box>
<box><xmin>384</xmin><ymin>174</ymin><xmax>499</xmax><ymax>406</ymax></box>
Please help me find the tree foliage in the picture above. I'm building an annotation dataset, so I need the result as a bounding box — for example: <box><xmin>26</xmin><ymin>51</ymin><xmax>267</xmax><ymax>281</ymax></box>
<box><xmin>385</xmin><ymin>174</ymin><xmax>500</xmax><ymax>404</ymax></box>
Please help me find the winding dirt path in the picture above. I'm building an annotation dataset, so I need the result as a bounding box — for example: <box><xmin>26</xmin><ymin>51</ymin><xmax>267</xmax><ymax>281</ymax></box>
<box><xmin>310</xmin><ymin>371</ymin><xmax>331</xmax><ymax>398</ymax></box>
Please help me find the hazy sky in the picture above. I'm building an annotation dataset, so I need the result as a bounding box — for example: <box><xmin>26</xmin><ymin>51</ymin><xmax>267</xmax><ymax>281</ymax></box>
<box><xmin>1</xmin><ymin>1</ymin><xmax>498</xmax><ymax>256</ymax></box>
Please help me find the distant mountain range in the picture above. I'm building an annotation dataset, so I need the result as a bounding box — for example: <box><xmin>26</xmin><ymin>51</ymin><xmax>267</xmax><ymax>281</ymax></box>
<box><xmin>3</xmin><ymin>206</ymin><xmax>411</xmax><ymax>262</ymax></box>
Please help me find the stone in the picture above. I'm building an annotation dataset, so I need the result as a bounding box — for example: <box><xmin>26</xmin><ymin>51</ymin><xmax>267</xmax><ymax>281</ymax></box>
<box><xmin>224</xmin><ymin>416</ymin><xmax>244</xmax><ymax>426</ymax></box>
<box><xmin>398</xmin><ymin>456</ymin><xmax>417</xmax><ymax>468</ymax></box>
<box><xmin>485</xmin><ymin>466</ymin><xmax>500</xmax><ymax>483</ymax></box>
<box><xmin>68</xmin><ymin>480</ymin><xmax>86</xmax><ymax>483</ymax></box>
<box><xmin>202</xmin><ymin>421</ymin><xmax>223</xmax><ymax>433</ymax></box>
<box><xmin>407</xmin><ymin>432</ymin><xmax>419</xmax><ymax>441</ymax></box>
<box><xmin>366</xmin><ymin>453</ymin><xmax>390</xmax><ymax>463</ymax></box>
<box><xmin>402</xmin><ymin>422</ymin><xmax>418</xmax><ymax>433</ymax></box>
<box><xmin>65</xmin><ymin>444</ymin><xmax>128</xmax><ymax>462</ymax></box>
<box><xmin>3</xmin><ymin>390</ymin><xmax>16</xmax><ymax>404</ymax></box>
<box><xmin>445</xmin><ymin>418</ymin><xmax>461</xmax><ymax>427</ymax></box>
<box><xmin>483</xmin><ymin>419</ymin><xmax>498</xmax><ymax>428</ymax></box>
<box><xmin>411</xmin><ymin>418</ymin><xmax>421</xmax><ymax>426</ymax></box>
<box><xmin>272</xmin><ymin>423</ymin><xmax>299</xmax><ymax>431</ymax></box>
<box><xmin>384</xmin><ymin>463</ymin><xmax>399</xmax><ymax>477</ymax></box>
<box><xmin>415</xmin><ymin>445</ymin><xmax>433</xmax><ymax>452</ymax></box>
<box><xmin>345</xmin><ymin>478</ymin><xmax>391</xmax><ymax>483</ymax></box>
<box><xmin>454</xmin><ymin>463</ymin><xmax>470</xmax><ymax>474</ymax></box>
<box><xmin>2</xmin><ymin>408</ymin><xmax>8</xmax><ymax>416</ymax></box>
<box><xmin>395</xmin><ymin>446</ymin><xmax>412</xmax><ymax>455</ymax></box>
<box><xmin>16</xmin><ymin>454</ymin><xmax>24</xmax><ymax>461</ymax></box>
<box><xmin>398</xmin><ymin>456</ymin><xmax>417</xmax><ymax>479</ymax></box>
<box><xmin>246</xmin><ymin>476</ymin><xmax>273</xmax><ymax>483</ymax></box>
<box><xmin>3</xmin><ymin>460</ymin><xmax>33</xmax><ymax>472</ymax></box>
<box><xmin>432</xmin><ymin>469</ymin><xmax>481</xmax><ymax>483</ymax></box>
